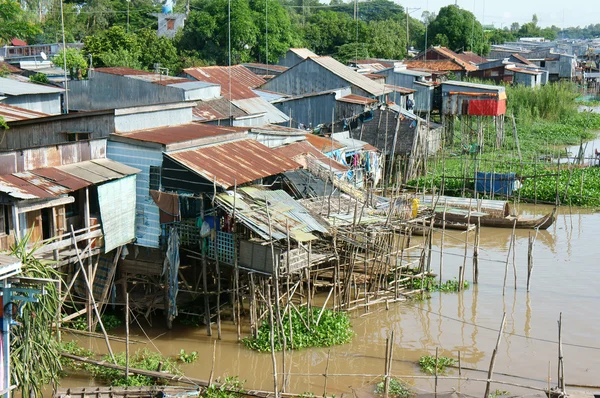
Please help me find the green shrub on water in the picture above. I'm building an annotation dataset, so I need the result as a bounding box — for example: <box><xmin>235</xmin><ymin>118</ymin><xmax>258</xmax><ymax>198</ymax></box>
<box><xmin>404</xmin><ymin>274</ymin><xmax>469</xmax><ymax>293</ymax></box>
<box><xmin>243</xmin><ymin>306</ymin><xmax>354</xmax><ymax>352</ymax></box>
<box><xmin>178</xmin><ymin>349</ymin><xmax>199</xmax><ymax>363</ymax></box>
<box><xmin>68</xmin><ymin>313</ymin><xmax>122</xmax><ymax>332</ymax></box>
<box><xmin>418</xmin><ymin>355</ymin><xmax>456</xmax><ymax>375</ymax></box>
<box><xmin>488</xmin><ymin>390</ymin><xmax>510</xmax><ymax>398</ymax></box>
<box><xmin>375</xmin><ymin>377</ymin><xmax>412</xmax><ymax>397</ymax></box>
<box><xmin>93</xmin><ymin>349</ymin><xmax>181</xmax><ymax>386</ymax></box>
<box><xmin>204</xmin><ymin>376</ymin><xmax>245</xmax><ymax>398</ymax></box>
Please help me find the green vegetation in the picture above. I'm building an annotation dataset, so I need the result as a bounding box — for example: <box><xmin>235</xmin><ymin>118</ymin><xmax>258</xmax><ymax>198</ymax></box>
<box><xmin>204</xmin><ymin>377</ymin><xmax>245</xmax><ymax>398</ymax></box>
<box><xmin>243</xmin><ymin>306</ymin><xmax>354</xmax><ymax>352</ymax></box>
<box><xmin>488</xmin><ymin>390</ymin><xmax>510</xmax><ymax>398</ymax></box>
<box><xmin>10</xmin><ymin>235</ymin><xmax>63</xmax><ymax>397</ymax></box>
<box><xmin>375</xmin><ymin>378</ymin><xmax>412</xmax><ymax>398</ymax></box>
<box><xmin>178</xmin><ymin>349</ymin><xmax>199</xmax><ymax>363</ymax></box>
<box><xmin>411</xmin><ymin>82</ymin><xmax>600</xmax><ymax>207</ymax></box>
<box><xmin>418</xmin><ymin>355</ymin><xmax>456</xmax><ymax>375</ymax></box>
<box><xmin>68</xmin><ymin>313</ymin><xmax>122</xmax><ymax>332</ymax></box>
<box><xmin>61</xmin><ymin>343</ymin><xmax>181</xmax><ymax>387</ymax></box>
<box><xmin>52</xmin><ymin>48</ymin><xmax>88</xmax><ymax>79</ymax></box>
<box><xmin>29</xmin><ymin>72</ymin><xmax>50</xmax><ymax>84</ymax></box>
<box><xmin>402</xmin><ymin>272</ymin><xmax>469</xmax><ymax>293</ymax></box>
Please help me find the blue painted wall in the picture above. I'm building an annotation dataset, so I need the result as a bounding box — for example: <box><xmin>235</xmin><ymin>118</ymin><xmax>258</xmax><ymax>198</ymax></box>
<box><xmin>107</xmin><ymin>141</ymin><xmax>162</xmax><ymax>248</ymax></box>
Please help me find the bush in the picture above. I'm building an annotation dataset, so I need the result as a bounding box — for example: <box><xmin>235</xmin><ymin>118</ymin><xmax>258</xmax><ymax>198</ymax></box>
<box><xmin>243</xmin><ymin>306</ymin><xmax>354</xmax><ymax>352</ymax></box>
<box><xmin>375</xmin><ymin>378</ymin><xmax>412</xmax><ymax>397</ymax></box>
<box><xmin>418</xmin><ymin>355</ymin><xmax>456</xmax><ymax>374</ymax></box>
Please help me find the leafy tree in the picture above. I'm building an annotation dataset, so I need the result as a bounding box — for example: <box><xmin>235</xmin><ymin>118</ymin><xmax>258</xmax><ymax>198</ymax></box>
<box><xmin>366</xmin><ymin>19</ymin><xmax>406</xmax><ymax>59</ymax></box>
<box><xmin>0</xmin><ymin>0</ymin><xmax>40</xmax><ymax>43</ymax></box>
<box><xmin>84</xmin><ymin>26</ymin><xmax>180</xmax><ymax>72</ymax></box>
<box><xmin>303</xmin><ymin>10</ymin><xmax>366</xmax><ymax>56</ymax></box>
<box><xmin>487</xmin><ymin>28</ymin><xmax>516</xmax><ymax>45</ymax></box>
<box><xmin>510</xmin><ymin>22</ymin><xmax>520</xmax><ymax>32</ymax></box>
<box><xmin>249</xmin><ymin>0</ymin><xmax>298</xmax><ymax>63</ymax></box>
<box><xmin>427</xmin><ymin>4</ymin><xmax>488</xmax><ymax>55</ymax></box>
<box><xmin>334</xmin><ymin>42</ymin><xmax>369</xmax><ymax>64</ymax></box>
<box><xmin>53</xmin><ymin>48</ymin><xmax>88</xmax><ymax>79</ymax></box>
<box><xmin>177</xmin><ymin>0</ymin><xmax>257</xmax><ymax>64</ymax></box>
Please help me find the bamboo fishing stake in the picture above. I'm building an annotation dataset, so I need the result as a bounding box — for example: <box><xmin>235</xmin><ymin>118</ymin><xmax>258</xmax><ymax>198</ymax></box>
<box><xmin>266</xmin><ymin>285</ymin><xmax>279</xmax><ymax>398</ymax></box>
<box><xmin>434</xmin><ymin>347</ymin><xmax>439</xmax><ymax>395</ymax></box>
<box><xmin>323</xmin><ymin>350</ymin><xmax>331</xmax><ymax>398</ymax></box>
<box><xmin>484</xmin><ymin>312</ymin><xmax>507</xmax><ymax>398</ymax></box>
<box><xmin>527</xmin><ymin>232</ymin><xmax>534</xmax><ymax>292</ymax></box>
<box><xmin>558</xmin><ymin>313</ymin><xmax>565</xmax><ymax>393</ymax></box>
<box><xmin>503</xmin><ymin>220</ymin><xmax>517</xmax><ymax>296</ymax></box>
<box><xmin>233</xmin><ymin>179</ymin><xmax>241</xmax><ymax>342</ymax></box>
<box><xmin>209</xmin><ymin>340</ymin><xmax>216</xmax><ymax>385</ymax></box>
<box><xmin>200</xmin><ymin>197</ymin><xmax>212</xmax><ymax>337</ymax></box>
<box><xmin>512</xmin><ymin>226</ymin><xmax>517</xmax><ymax>290</ymax></box>
<box><xmin>459</xmin><ymin>201</ymin><xmax>472</xmax><ymax>291</ymax></box>
<box><xmin>473</xmin><ymin>216</ymin><xmax>480</xmax><ymax>284</ymax></box>
<box><xmin>125</xmin><ymin>292</ymin><xmax>129</xmax><ymax>381</ymax></box>
<box><xmin>439</xmin><ymin>202</ymin><xmax>447</xmax><ymax>285</ymax></box>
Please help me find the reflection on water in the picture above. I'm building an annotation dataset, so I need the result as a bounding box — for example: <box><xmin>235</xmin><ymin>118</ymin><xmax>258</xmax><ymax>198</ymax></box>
<box><xmin>59</xmin><ymin>204</ymin><xmax>600</xmax><ymax>396</ymax></box>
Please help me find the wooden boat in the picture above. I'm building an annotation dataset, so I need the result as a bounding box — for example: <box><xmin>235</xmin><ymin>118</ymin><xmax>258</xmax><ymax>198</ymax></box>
<box><xmin>433</xmin><ymin>208</ymin><xmax>556</xmax><ymax>230</ymax></box>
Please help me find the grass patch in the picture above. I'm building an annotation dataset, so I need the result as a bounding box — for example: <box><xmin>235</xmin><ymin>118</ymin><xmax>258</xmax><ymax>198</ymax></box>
<box><xmin>488</xmin><ymin>390</ymin><xmax>510</xmax><ymax>398</ymax></box>
<box><xmin>418</xmin><ymin>355</ymin><xmax>456</xmax><ymax>375</ymax></box>
<box><xmin>375</xmin><ymin>377</ymin><xmax>412</xmax><ymax>397</ymax></box>
<box><xmin>243</xmin><ymin>306</ymin><xmax>354</xmax><ymax>352</ymax></box>
<box><xmin>68</xmin><ymin>313</ymin><xmax>122</xmax><ymax>332</ymax></box>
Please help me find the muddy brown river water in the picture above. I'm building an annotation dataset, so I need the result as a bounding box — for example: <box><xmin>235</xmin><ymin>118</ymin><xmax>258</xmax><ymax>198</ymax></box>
<box><xmin>58</xmin><ymin>204</ymin><xmax>600</xmax><ymax>397</ymax></box>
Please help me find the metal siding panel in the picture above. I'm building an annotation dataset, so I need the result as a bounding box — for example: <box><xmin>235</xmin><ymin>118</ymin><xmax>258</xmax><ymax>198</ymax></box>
<box><xmin>107</xmin><ymin>141</ymin><xmax>162</xmax><ymax>248</ymax></box>
<box><xmin>114</xmin><ymin>107</ymin><xmax>193</xmax><ymax>133</ymax></box>
<box><xmin>61</xmin><ymin>143</ymin><xmax>79</xmax><ymax>165</ymax></box>
<box><xmin>97</xmin><ymin>175</ymin><xmax>137</xmax><ymax>253</ymax></box>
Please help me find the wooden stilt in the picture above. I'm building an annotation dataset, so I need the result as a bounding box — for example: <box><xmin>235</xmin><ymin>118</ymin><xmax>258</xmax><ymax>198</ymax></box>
<box><xmin>484</xmin><ymin>312</ymin><xmax>507</xmax><ymax>398</ymax></box>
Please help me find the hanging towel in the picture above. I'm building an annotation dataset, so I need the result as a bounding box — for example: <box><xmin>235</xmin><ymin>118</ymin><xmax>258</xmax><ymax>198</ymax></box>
<box><xmin>150</xmin><ymin>190</ymin><xmax>180</xmax><ymax>224</ymax></box>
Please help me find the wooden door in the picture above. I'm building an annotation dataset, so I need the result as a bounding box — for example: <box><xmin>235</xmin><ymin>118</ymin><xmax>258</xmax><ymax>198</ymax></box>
<box><xmin>26</xmin><ymin>210</ymin><xmax>43</xmax><ymax>243</ymax></box>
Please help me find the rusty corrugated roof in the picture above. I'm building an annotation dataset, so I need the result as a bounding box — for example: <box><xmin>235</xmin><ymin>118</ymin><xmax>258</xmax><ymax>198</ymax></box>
<box><xmin>32</xmin><ymin>168</ymin><xmax>91</xmax><ymax>191</ymax></box>
<box><xmin>0</xmin><ymin>61</ymin><xmax>21</xmax><ymax>73</ymax></box>
<box><xmin>192</xmin><ymin>97</ymin><xmax>248</xmax><ymax>121</ymax></box>
<box><xmin>404</xmin><ymin>60</ymin><xmax>466</xmax><ymax>72</ymax></box>
<box><xmin>337</xmin><ymin>94</ymin><xmax>378</xmax><ymax>105</ymax></box>
<box><xmin>384</xmin><ymin>84</ymin><xmax>416</xmax><ymax>94</ymax></box>
<box><xmin>243</xmin><ymin>63</ymin><xmax>288</xmax><ymax>73</ymax></box>
<box><xmin>0</xmin><ymin>174</ymin><xmax>56</xmax><ymax>198</ymax></box>
<box><xmin>273</xmin><ymin>141</ymin><xmax>348</xmax><ymax>173</ymax></box>
<box><xmin>115</xmin><ymin>123</ymin><xmax>249</xmax><ymax>145</ymax></box>
<box><xmin>13</xmin><ymin>171</ymin><xmax>72</xmax><ymax>196</ymax></box>
<box><xmin>94</xmin><ymin>67</ymin><xmax>152</xmax><ymax>76</ymax></box>
<box><xmin>456</xmin><ymin>51</ymin><xmax>488</xmax><ymax>65</ymax></box>
<box><xmin>184</xmin><ymin>65</ymin><xmax>265</xmax><ymax>99</ymax></box>
<box><xmin>304</xmin><ymin>134</ymin><xmax>345</xmax><ymax>153</ymax></box>
<box><xmin>0</xmin><ymin>103</ymin><xmax>49</xmax><ymax>122</ymax></box>
<box><xmin>167</xmin><ymin>139</ymin><xmax>301</xmax><ymax>189</ymax></box>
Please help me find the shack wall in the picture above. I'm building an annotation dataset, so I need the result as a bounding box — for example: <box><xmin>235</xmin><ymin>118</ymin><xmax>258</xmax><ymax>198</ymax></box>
<box><xmin>3</xmin><ymin>93</ymin><xmax>62</xmax><ymax>114</ymax></box>
<box><xmin>106</xmin><ymin>140</ymin><xmax>162</xmax><ymax>248</ymax></box>
<box><xmin>273</xmin><ymin>92</ymin><xmax>338</xmax><ymax>128</ymax></box>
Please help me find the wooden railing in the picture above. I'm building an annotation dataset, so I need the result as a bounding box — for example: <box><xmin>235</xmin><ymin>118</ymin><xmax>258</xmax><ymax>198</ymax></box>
<box><xmin>32</xmin><ymin>224</ymin><xmax>103</xmax><ymax>267</ymax></box>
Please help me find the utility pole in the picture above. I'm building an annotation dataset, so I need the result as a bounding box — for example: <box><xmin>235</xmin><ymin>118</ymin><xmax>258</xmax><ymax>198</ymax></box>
<box><xmin>405</xmin><ymin>7</ymin><xmax>420</xmax><ymax>57</ymax></box>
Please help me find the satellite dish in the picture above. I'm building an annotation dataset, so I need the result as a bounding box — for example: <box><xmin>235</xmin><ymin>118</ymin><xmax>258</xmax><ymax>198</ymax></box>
<box><xmin>40</xmin><ymin>51</ymin><xmax>47</xmax><ymax>61</ymax></box>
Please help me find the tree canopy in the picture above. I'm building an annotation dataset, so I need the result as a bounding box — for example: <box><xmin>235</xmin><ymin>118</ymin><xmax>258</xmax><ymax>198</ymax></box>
<box><xmin>427</xmin><ymin>5</ymin><xmax>489</xmax><ymax>55</ymax></box>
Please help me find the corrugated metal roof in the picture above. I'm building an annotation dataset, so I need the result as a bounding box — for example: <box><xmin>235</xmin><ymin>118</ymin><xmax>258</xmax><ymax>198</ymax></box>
<box><xmin>510</xmin><ymin>53</ymin><xmax>535</xmax><ymax>66</ymax></box>
<box><xmin>57</xmin><ymin>158</ymin><xmax>140</xmax><ymax>185</ymax></box>
<box><xmin>166</xmin><ymin>139</ymin><xmax>301</xmax><ymax>189</ymax></box>
<box><xmin>310</xmin><ymin>57</ymin><xmax>389</xmax><ymax>97</ymax></box>
<box><xmin>231</xmin><ymin>97</ymin><xmax>289</xmax><ymax>124</ymax></box>
<box><xmin>250</xmin><ymin>124</ymin><xmax>308</xmax><ymax>136</ymax></box>
<box><xmin>273</xmin><ymin>141</ymin><xmax>348</xmax><ymax>173</ymax></box>
<box><xmin>214</xmin><ymin>186</ymin><xmax>328</xmax><ymax>242</ymax></box>
<box><xmin>184</xmin><ymin>65</ymin><xmax>265</xmax><ymax>99</ymax></box>
<box><xmin>304</xmin><ymin>134</ymin><xmax>345</xmax><ymax>153</ymax></box>
<box><xmin>0</xmin><ymin>174</ymin><xmax>51</xmax><ymax>199</ymax></box>
<box><xmin>331</xmin><ymin>134</ymin><xmax>378</xmax><ymax>153</ymax></box>
<box><xmin>0</xmin><ymin>103</ymin><xmax>49</xmax><ymax>121</ymax></box>
<box><xmin>337</xmin><ymin>94</ymin><xmax>378</xmax><ymax>105</ymax></box>
<box><xmin>0</xmin><ymin>77</ymin><xmax>65</xmax><ymax>95</ymax></box>
<box><xmin>32</xmin><ymin>167</ymin><xmax>91</xmax><ymax>191</ymax></box>
<box><xmin>509</xmin><ymin>66</ymin><xmax>542</xmax><ymax>75</ymax></box>
<box><xmin>384</xmin><ymin>84</ymin><xmax>416</xmax><ymax>94</ymax></box>
<box><xmin>404</xmin><ymin>60</ymin><xmax>466</xmax><ymax>72</ymax></box>
<box><xmin>114</xmin><ymin>123</ymin><xmax>249</xmax><ymax>145</ymax></box>
<box><xmin>443</xmin><ymin>80</ymin><xmax>506</xmax><ymax>93</ymax></box>
<box><xmin>0</xmin><ymin>61</ymin><xmax>22</xmax><ymax>73</ymax></box>
<box><xmin>350</xmin><ymin>59</ymin><xmax>395</xmax><ymax>68</ymax></box>
<box><xmin>456</xmin><ymin>51</ymin><xmax>488</xmax><ymax>65</ymax></box>
<box><xmin>94</xmin><ymin>67</ymin><xmax>152</xmax><ymax>76</ymax></box>
<box><xmin>192</xmin><ymin>97</ymin><xmax>248</xmax><ymax>121</ymax></box>
<box><xmin>243</xmin><ymin>63</ymin><xmax>288</xmax><ymax>72</ymax></box>
<box><xmin>423</xmin><ymin>47</ymin><xmax>478</xmax><ymax>71</ymax></box>
<box><xmin>252</xmin><ymin>89</ymin><xmax>288</xmax><ymax>102</ymax></box>
<box><xmin>289</xmin><ymin>48</ymin><xmax>318</xmax><ymax>59</ymax></box>
<box><xmin>12</xmin><ymin>171</ymin><xmax>72</xmax><ymax>196</ymax></box>
<box><xmin>94</xmin><ymin>68</ymin><xmax>211</xmax><ymax>89</ymax></box>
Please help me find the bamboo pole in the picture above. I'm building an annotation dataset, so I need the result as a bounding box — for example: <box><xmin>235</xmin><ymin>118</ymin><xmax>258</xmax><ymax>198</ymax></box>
<box><xmin>473</xmin><ymin>217</ymin><xmax>480</xmax><ymax>284</ymax></box>
<box><xmin>267</xmin><ymin>284</ymin><xmax>279</xmax><ymax>398</ymax></box>
<box><xmin>558</xmin><ymin>312</ymin><xmax>565</xmax><ymax>393</ymax></box>
<box><xmin>233</xmin><ymin>180</ymin><xmax>241</xmax><ymax>342</ymax></box>
<box><xmin>323</xmin><ymin>350</ymin><xmax>331</xmax><ymax>398</ymax></box>
<box><xmin>439</xmin><ymin>203</ymin><xmax>447</xmax><ymax>285</ymax></box>
<box><xmin>209</xmin><ymin>340</ymin><xmax>216</xmax><ymax>385</ymax></box>
<box><xmin>434</xmin><ymin>347</ymin><xmax>439</xmax><ymax>395</ymax></box>
<box><xmin>484</xmin><ymin>312</ymin><xmax>507</xmax><ymax>398</ymax></box>
<box><xmin>503</xmin><ymin>220</ymin><xmax>517</xmax><ymax>296</ymax></box>
<box><xmin>200</xmin><ymin>197</ymin><xmax>212</xmax><ymax>337</ymax></box>
<box><xmin>125</xmin><ymin>293</ymin><xmax>130</xmax><ymax>381</ymax></box>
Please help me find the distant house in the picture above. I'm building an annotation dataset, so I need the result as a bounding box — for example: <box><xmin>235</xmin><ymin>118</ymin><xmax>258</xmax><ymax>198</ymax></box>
<box><xmin>184</xmin><ymin>65</ymin><xmax>290</xmax><ymax>124</ymax></box>
<box><xmin>277</xmin><ymin>48</ymin><xmax>318</xmax><ymax>68</ymax></box>
<box><xmin>0</xmin><ymin>76</ymin><xmax>64</xmax><ymax>114</ymax></box>
<box><xmin>441</xmin><ymin>81</ymin><xmax>507</xmax><ymax>117</ymax></box>
<box><xmin>68</xmin><ymin>67</ymin><xmax>220</xmax><ymax>111</ymax></box>
<box><xmin>271</xmin><ymin>88</ymin><xmax>350</xmax><ymax>129</ymax></box>
<box><xmin>155</xmin><ymin>12</ymin><xmax>186</xmax><ymax>38</ymax></box>
<box><xmin>0</xmin><ymin>42</ymin><xmax>82</xmax><ymax>64</ymax></box>
<box><xmin>472</xmin><ymin>58</ymin><xmax>547</xmax><ymax>87</ymax></box>
<box><xmin>375</xmin><ymin>64</ymin><xmax>434</xmax><ymax>113</ymax></box>
<box><xmin>410</xmin><ymin>46</ymin><xmax>479</xmax><ymax>78</ymax></box>
<box><xmin>261</xmin><ymin>56</ymin><xmax>391</xmax><ymax>100</ymax></box>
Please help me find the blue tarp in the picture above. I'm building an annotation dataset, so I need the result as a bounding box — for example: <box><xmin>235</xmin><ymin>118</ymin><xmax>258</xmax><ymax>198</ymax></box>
<box><xmin>474</xmin><ymin>172</ymin><xmax>515</xmax><ymax>196</ymax></box>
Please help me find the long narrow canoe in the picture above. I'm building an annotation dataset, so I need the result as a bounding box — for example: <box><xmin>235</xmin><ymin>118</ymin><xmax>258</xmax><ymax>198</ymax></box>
<box><xmin>434</xmin><ymin>208</ymin><xmax>556</xmax><ymax>230</ymax></box>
